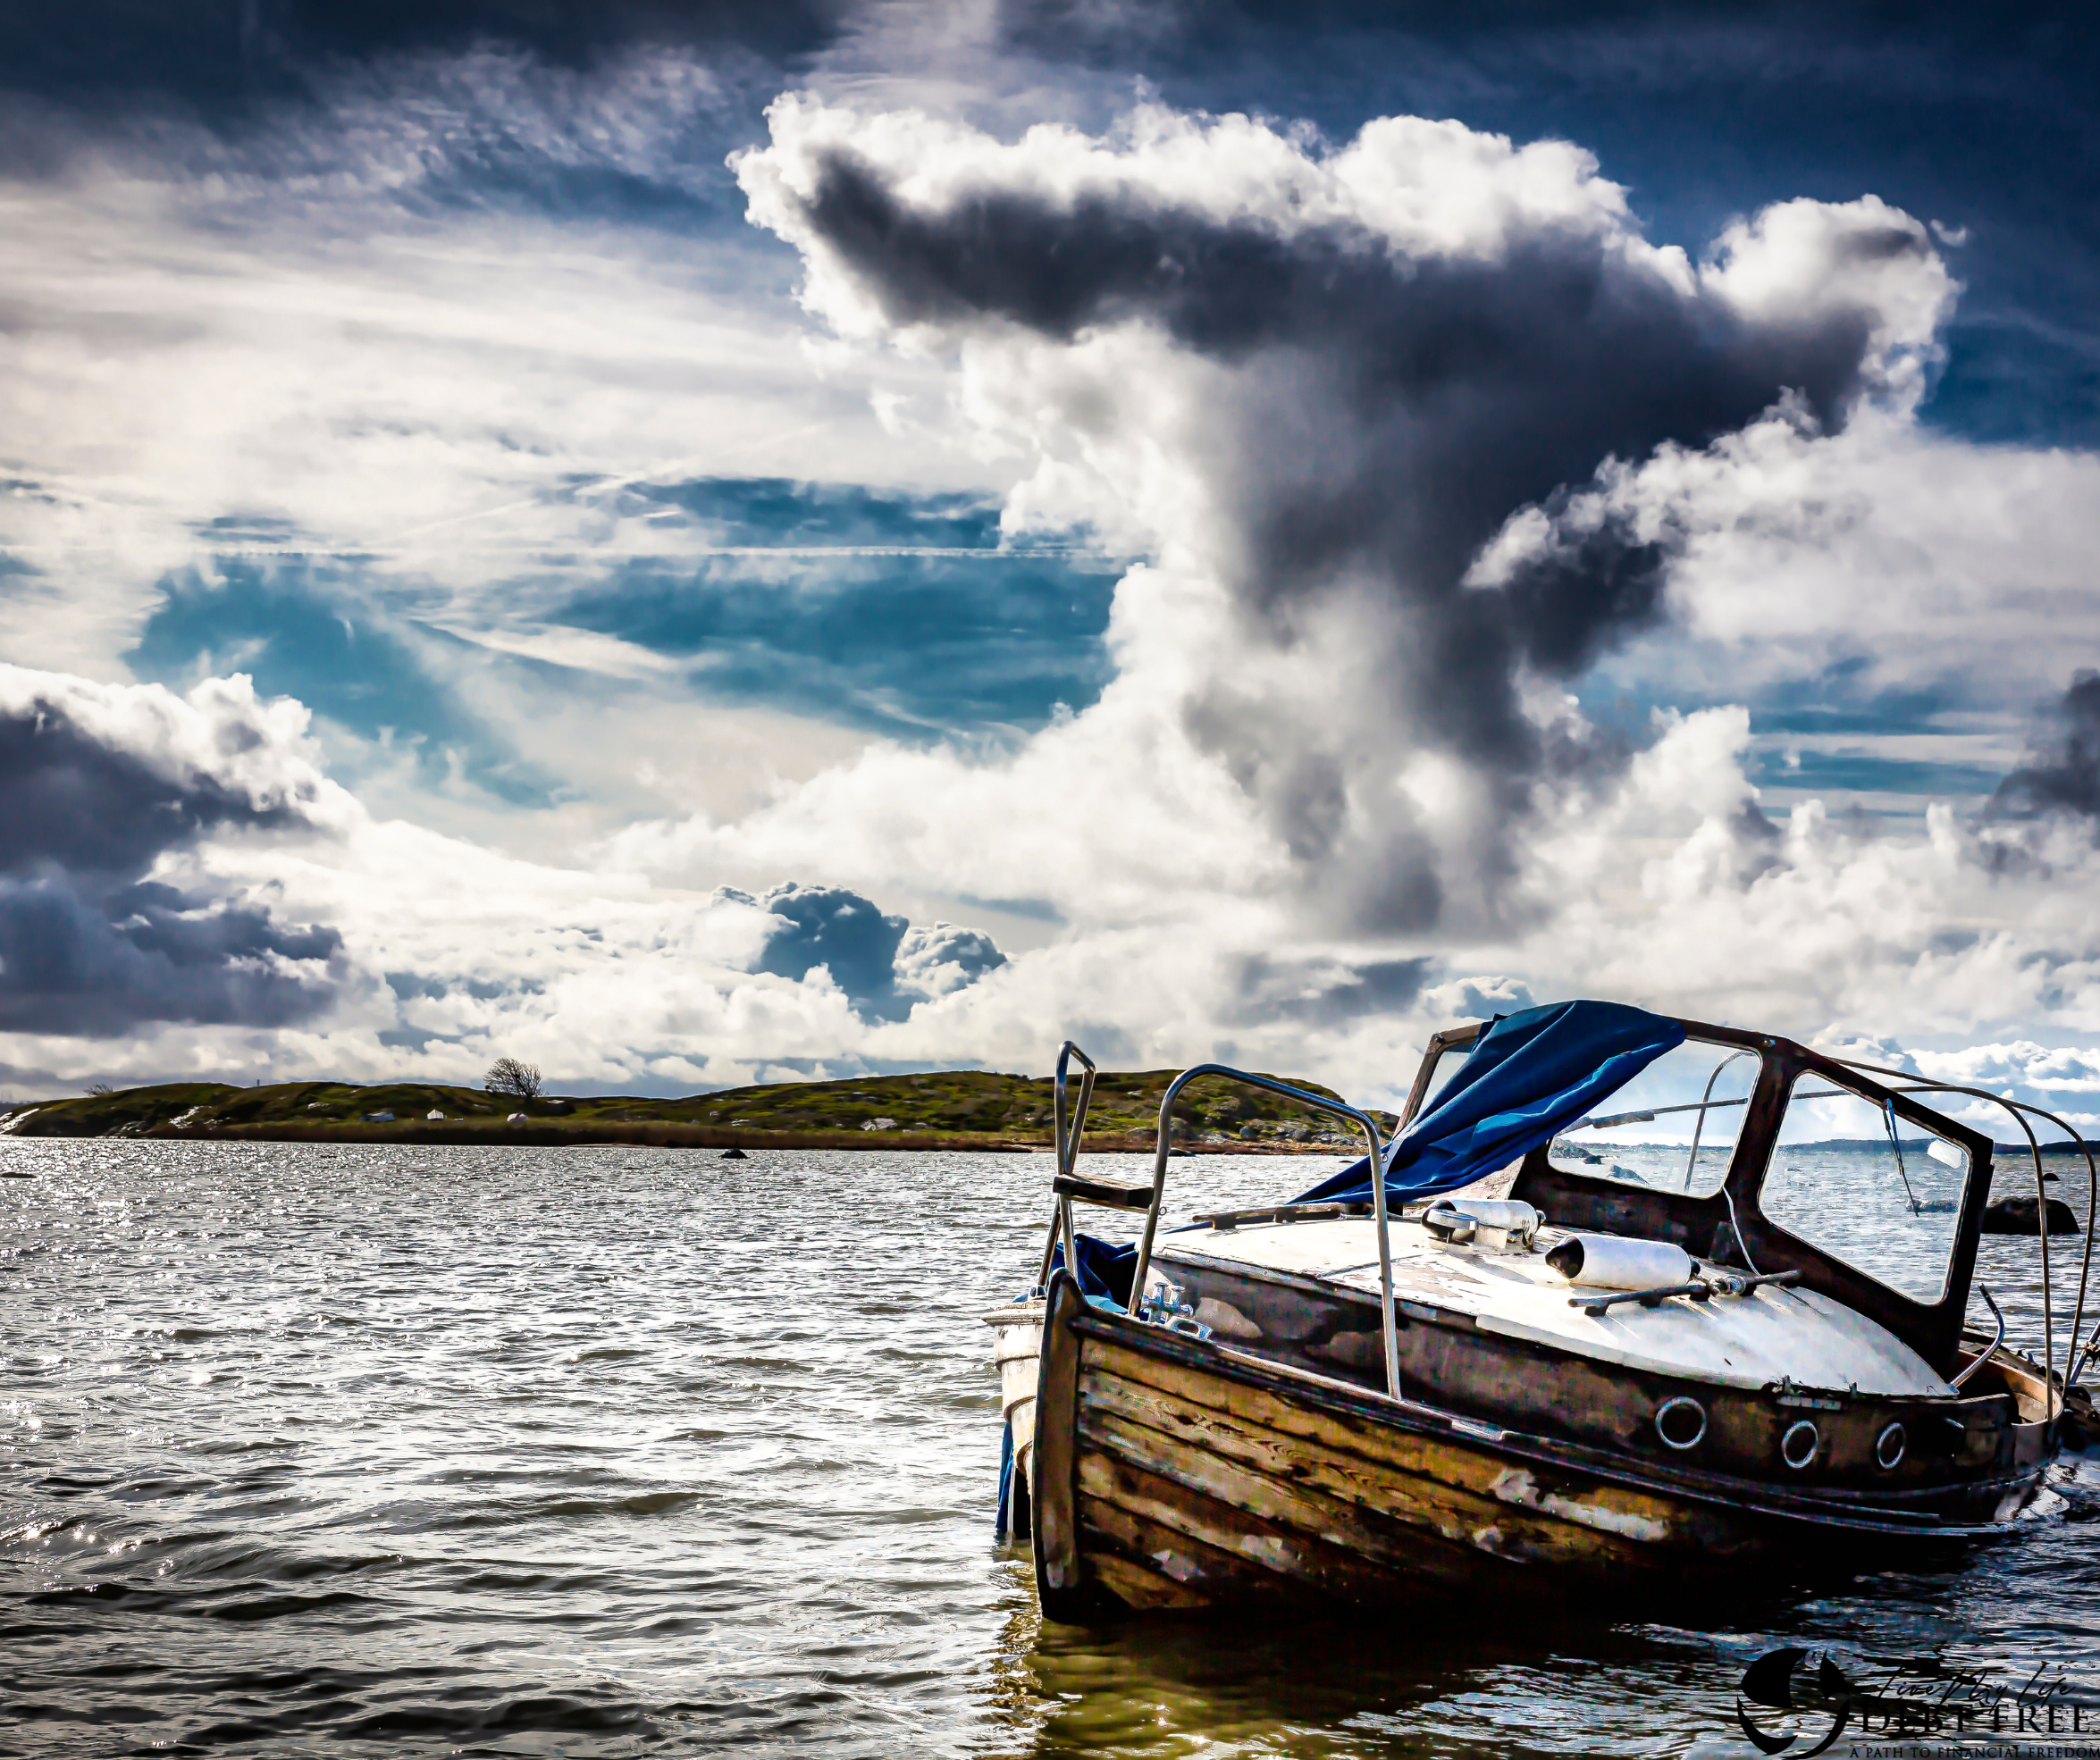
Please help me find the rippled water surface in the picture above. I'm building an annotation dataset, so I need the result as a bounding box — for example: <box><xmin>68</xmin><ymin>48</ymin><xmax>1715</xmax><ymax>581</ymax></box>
<box><xmin>2</xmin><ymin>1139</ymin><xmax>2096</xmax><ymax>1756</ymax></box>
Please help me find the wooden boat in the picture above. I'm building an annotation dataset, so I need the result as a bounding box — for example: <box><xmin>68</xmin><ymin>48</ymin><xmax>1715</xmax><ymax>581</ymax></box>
<box><xmin>1000</xmin><ymin>1006</ymin><xmax>2098</xmax><ymax>1617</ymax></box>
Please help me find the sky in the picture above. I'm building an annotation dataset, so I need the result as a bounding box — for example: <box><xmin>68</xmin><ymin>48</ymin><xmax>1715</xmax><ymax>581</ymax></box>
<box><xmin>3</xmin><ymin>0</ymin><xmax>2100</xmax><ymax>1129</ymax></box>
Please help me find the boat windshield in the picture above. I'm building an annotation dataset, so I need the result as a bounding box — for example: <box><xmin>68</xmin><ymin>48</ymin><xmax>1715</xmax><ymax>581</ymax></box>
<box><xmin>1545</xmin><ymin>1036</ymin><xmax>1760</xmax><ymax>1197</ymax></box>
<box><xmin>1407</xmin><ymin>1045</ymin><xmax>1468</xmax><ymax>1125</ymax></box>
<box><xmin>1760</xmin><ymin>1072</ymin><xmax>1970</xmax><ymax>1303</ymax></box>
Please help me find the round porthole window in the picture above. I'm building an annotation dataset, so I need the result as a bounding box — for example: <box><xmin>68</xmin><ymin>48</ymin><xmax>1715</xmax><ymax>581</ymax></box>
<box><xmin>1875</xmin><ymin>1421</ymin><xmax>1907</xmax><ymax>1470</ymax></box>
<box><xmin>1655</xmin><ymin>1395</ymin><xmax>1708</xmax><ymax>1451</ymax></box>
<box><xmin>1780</xmin><ymin>1419</ymin><xmax>1819</xmax><ymax>1471</ymax></box>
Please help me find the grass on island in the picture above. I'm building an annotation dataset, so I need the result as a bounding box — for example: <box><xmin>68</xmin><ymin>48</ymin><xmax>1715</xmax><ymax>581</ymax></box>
<box><xmin>0</xmin><ymin>1069</ymin><xmax>1401</xmax><ymax>1151</ymax></box>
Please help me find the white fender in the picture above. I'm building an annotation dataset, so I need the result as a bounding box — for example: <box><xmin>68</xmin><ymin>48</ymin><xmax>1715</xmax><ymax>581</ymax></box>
<box><xmin>1442</xmin><ymin>1200</ymin><xmax>1541</xmax><ymax>1234</ymax></box>
<box><xmin>1543</xmin><ymin>1233</ymin><xmax>1695</xmax><ymax>1288</ymax></box>
<box><xmin>1424</xmin><ymin>1198</ymin><xmax>1542</xmax><ymax>1252</ymax></box>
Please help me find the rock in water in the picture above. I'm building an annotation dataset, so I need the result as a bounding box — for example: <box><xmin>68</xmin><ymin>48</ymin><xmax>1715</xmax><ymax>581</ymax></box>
<box><xmin>1979</xmin><ymin>1194</ymin><xmax>2080</xmax><ymax>1236</ymax></box>
<box><xmin>720</xmin><ymin>1146</ymin><xmax>748</xmax><ymax>1161</ymax></box>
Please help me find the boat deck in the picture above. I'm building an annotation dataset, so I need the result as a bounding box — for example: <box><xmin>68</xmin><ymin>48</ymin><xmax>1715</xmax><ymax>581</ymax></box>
<box><xmin>1155</xmin><ymin>1214</ymin><xmax>1953</xmax><ymax>1396</ymax></box>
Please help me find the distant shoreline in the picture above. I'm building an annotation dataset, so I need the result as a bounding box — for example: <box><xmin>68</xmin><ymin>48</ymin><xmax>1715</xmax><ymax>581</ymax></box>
<box><xmin>2</xmin><ymin>1072</ymin><xmax>2085</xmax><ymax>1159</ymax></box>
<box><xmin>0</xmin><ymin>1068</ymin><xmax>1392</xmax><ymax>1155</ymax></box>
<box><xmin>115</xmin><ymin>1122</ymin><xmax>1335</xmax><ymax>1154</ymax></box>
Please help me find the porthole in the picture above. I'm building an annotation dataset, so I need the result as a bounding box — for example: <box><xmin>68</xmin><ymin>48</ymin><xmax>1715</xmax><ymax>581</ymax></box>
<box><xmin>1780</xmin><ymin>1419</ymin><xmax>1820</xmax><ymax>1471</ymax></box>
<box><xmin>1875</xmin><ymin>1422</ymin><xmax>1907</xmax><ymax>1470</ymax></box>
<box><xmin>1655</xmin><ymin>1395</ymin><xmax>1708</xmax><ymax>1452</ymax></box>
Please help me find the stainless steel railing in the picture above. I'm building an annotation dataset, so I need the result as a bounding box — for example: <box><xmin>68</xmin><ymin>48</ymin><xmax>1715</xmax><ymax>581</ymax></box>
<box><xmin>1839</xmin><ymin>1060</ymin><xmax>2097</xmax><ymax>1428</ymax></box>
<box><xmin>1036</xmin><ymin>1041</ymin><xmax>1098</xmax><ymax>1289</ymax></box>
<box><xmin>1033</xmin><ymin>1046</ymin><xmax>1400</xmax><ymax>1398</ymax></box>
<box><xmin>1124</xmin><ymin>1064</ymin><xmax>1400</xmax><ymax>1402</ymax></box>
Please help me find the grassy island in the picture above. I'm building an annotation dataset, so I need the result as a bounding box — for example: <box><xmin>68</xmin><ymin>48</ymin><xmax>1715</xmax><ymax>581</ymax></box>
<box><xmin>0</xmin><ymin>1069</ymin><xmax>1400</xmax><ymax>1152</ymax></box>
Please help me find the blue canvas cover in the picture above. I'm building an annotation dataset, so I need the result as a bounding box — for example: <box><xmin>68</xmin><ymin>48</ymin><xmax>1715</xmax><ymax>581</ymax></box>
<box><xmin>1045</xmin><ymin>1234</ymin><xmax>1138</xmax><ymax>1308</ymax></box>
<box><xmin>1291</xmin><ymin>1000</ymin><xmax>1687</xmax><ymax>1207</ymax></box>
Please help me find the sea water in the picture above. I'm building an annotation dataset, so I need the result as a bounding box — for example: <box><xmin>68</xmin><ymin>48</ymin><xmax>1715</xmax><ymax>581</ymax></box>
<box><xmin>1</xmin><ymin>1138</ymin><xmax>2094</xmax><ymax>1757</ymax></box>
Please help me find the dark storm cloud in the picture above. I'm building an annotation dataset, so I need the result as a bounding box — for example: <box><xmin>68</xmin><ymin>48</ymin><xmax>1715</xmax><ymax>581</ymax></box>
<box><xmin>792</xmin><ymin>151</ymin><xmax>1900</xmax><ymax>768</ymax></box>
<box><xmin>728</xmin><ymin>883</ymin><xmax>1006</xmax><ymax>1020</ymax></box>
<box><xmin>0</xmin><ymin>0</ymin><xmax>846</xmax><ymax>112</ymax></box>
<box><xmin>0</xmin><ymin>701</ymin><xmax>308</xmax><ymax>880</ymax></box>
<box><xmin>1991</xmin><ymin>672</ymin><xmax>2100</xmax><ymax>823</ymax></box>
<box><xmin>0</xmin><ymin>688</ymin><xmax>341</xmax><ymax>1036</ymax></box>
<box><xmin>0</xmin><ymin>879</ymin><xmax>340</xmax><ymax>1036</ymax></box>
<box><xmin>760</xmin><ymin>130</ymin><xmax>1936</xmax><ymax>932</ymax></box>
<box><xmin>752</xmin><ymin>882</ymin><xmax>908</xmax><ymax>1004</ymax></box>
<box><xmin>1231</xmin><ymin>953</ymin><xmax>1433</xmax><ymax>1026</ymax></box>
<box><xmin>994</xmin><ymin>0</ymin><xmax>2100</xmax><ymax>452</ymax></box>
<box><xmin>1499</xmin><ymin>505</ymin><xmax>1673</xmax><ymax>679</ymax></box>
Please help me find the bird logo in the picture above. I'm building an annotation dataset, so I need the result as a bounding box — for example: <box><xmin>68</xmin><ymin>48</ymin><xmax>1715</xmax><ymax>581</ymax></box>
<box><xmin>1735</xmin><ymin>1647</ymin><xmax>1853</xmax><ymax>1756</ymax></box>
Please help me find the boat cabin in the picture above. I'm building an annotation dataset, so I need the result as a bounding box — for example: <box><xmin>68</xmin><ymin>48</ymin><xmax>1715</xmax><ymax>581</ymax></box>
<box><xmin>1404</xmin><ymin>1018</ymin><xmax>1995</xmax><ymax>1375</ymax></box>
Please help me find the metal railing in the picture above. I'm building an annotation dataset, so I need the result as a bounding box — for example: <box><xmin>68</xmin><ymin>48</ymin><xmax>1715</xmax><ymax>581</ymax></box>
<box><xmin>1835</xmin><ymin>1059</ymin><xmax>2097</xmax><ymax>1428</ymax></box>
<box><xmin>1123</xmin><ymin>1064</ymin><xmax>1400</xmax><ymax>1402</ymax></box>
<box><xmin>1032</xmin><ymin>1045</ymin><xmax>1399</xmax><ymax>1398</ymax></box>
<box><xmin>1036</xmin><ymin>1041</ymin><xmax>1098</xmax><ymax>1290</ymax></box>
<box><xmin>1681</xmin><ymin>1049</ymin><xmax>1760</xmax><ymax>1191</ymax></box>
<box><xmin>1034</xmin><ymin>1039</ymin><xmax>2095</xmax><ymax>1430</ymax></box>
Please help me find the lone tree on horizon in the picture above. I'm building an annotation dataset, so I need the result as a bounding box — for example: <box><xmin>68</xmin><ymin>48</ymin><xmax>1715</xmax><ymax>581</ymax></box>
<box><xmin>485</xmin><ymin>1056</ymin><xmax>543</xmax><ymax>1102</ymax></box>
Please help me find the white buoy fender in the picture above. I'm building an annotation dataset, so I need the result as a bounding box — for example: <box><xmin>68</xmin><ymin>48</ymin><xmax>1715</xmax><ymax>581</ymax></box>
<box><xmin>1424</xmin><ymin>1197</ymin><xmax>1541</xmax><ymax>1251</ymax></box>
<box><xmin>1544</xmin><ymin>1233</ymin><xmax>1695</xmax><ymax>1289</ymax></box>
<box><xmin>985</xmin><ymin>1299</ymin><xmax>1046</xmax><ymax>1481</ymax></box>
<box><xmin>1441</xmin><ymin>1200</ymin><xmax>1541</xmax><ymax>1234</ymax></box>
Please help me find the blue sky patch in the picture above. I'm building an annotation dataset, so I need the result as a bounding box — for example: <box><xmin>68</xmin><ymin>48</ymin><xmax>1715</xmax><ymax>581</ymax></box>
<box><xmin>129</xmin><ymin>560</ymin><xmax>557</xmax><ymax>806</ymax></box>
<box><xmin>561</xmin><ymin>551</ymin><xmax>1119</xmax><ymax>738</ymax></box>
<box><xmin>129</xmin><ymin>482</ymin><xmax>1125</xmax><ymax>797</ymax></box>
<box><xmin>618</xmin><ymin>475</ymin><xmax>1013</xmax><ymax>549</ymax></box>
<box><xmin>1749</xmin><ymin>747</ymin><xmax>2008</xmax><ymax>802</ymax></box>
<box><xmin>553</xmin><ymin>475</ymin><xmax>1123</xmax><ymax>738</ymax></box>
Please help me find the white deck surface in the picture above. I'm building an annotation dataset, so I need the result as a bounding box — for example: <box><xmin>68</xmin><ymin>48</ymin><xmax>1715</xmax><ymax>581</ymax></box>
<box><xmin>1155</xmin><ymin>1216</ymin><xmax>1952</xmax><ymax>1395</ymax></box>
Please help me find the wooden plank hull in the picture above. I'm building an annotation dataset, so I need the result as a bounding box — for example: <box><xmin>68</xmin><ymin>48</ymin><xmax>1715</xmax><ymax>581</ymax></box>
<box><xmin>1029</xmin><ymin>1273</ymin><xmax>2044</xmax><ymax>1619</ymax></box>
<box><xmin>1149</xmin><ymin>1244</ymin><xmax>2048</xmax><ymax>1495</ymax></box>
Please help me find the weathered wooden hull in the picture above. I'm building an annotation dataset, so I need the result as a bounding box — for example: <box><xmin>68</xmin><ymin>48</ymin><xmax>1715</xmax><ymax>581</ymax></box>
<box><xmin>1029</xmin><ymin>1274</ymin><xmax>2047</xmax><ymax>1620</ymax></box>
<box><xmin>1149</xmin><ymin>1243</ymin><xmax>2044</xmax><ymax>1496</ymax></box>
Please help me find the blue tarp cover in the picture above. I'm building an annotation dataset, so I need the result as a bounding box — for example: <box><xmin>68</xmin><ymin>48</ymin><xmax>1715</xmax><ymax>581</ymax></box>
<box><xmin>1045</xmin><ymin>1234</ymin><xmax>1138</xmax><ymax>1307</ymax></box>
<box><xmin>1290</xmin><ymin>999</ymin><xmax>1686</xmax><ymax>1207</ymax></box>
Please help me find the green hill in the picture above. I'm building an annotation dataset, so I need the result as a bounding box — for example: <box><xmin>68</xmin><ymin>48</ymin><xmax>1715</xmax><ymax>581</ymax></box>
<box><xmin>0</xmin><ymin>1068</ymin><xmax>1398</xmax><ymax>1150</ymax></box>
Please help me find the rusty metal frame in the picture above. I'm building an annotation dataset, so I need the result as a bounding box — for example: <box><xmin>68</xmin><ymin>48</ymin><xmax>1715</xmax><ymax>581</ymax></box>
<box><xmin>1128</xmin><ymin>1065</ymin><xmax>1399</xmax><ymax>1400</ymax></box>
<box><xmin>1399</xmin><ymin>1018</ymin><xmax>1997</xmax><ymax>1377</ymax></box>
